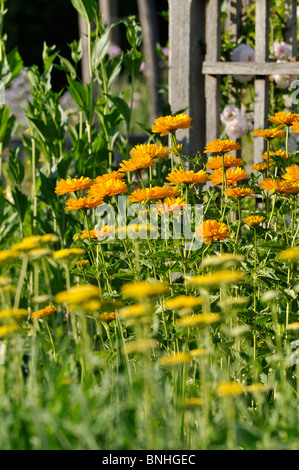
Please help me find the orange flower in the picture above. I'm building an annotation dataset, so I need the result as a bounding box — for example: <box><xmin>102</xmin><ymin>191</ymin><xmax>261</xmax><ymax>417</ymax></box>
<box><xmin>261</xmin><ymin>150</ymin><xmax>290</xmax><ymax>160</ymax></box>
<box><xmin>291</xmin><ymin>121</ymin><xmax>299</xmax><ymax>134</ymax></box>
<box><xmin>93</xmin><ymin>172</ymin><xmax>125</xmax><ymax>184</ymax></box>
<box><xmin>79</xmin><ymin>228</ymin><xmax>97</xmax><ymax>240</ymax></box>
<box><xmin>88</xmin><ymin>179</ymin><xmax>128</xmax><ymax>198</ymax></box>
<box><xmin>166</xmin><ymin>168</ymin><xmax>208</xmax><ymax>185</ymax></box>
<box><xmin>130</xmin><ymin>143</ymin><xmax>170</xmax><ymax>160</ymax></box>
<box><xmin>204</xmin><ymin>139</ymin><xmax>241</xmax><ymax>154</ymax></box>
<box><xmin>31</xmin><ymin>305</ymin><xmax>57</xmax><ymax>319</ymax></box>
<box><xmin>65</xmin><ymin>196</ymin><xmax>103</xmax><ymax>211</ymax></box>
<box><xmin>96</xmin><ymin>225</ymin><xmax>115</xmax><ymax>238</ymax></box>
<box><xmin>55</xmin><ymin>177</ymin><xmax>92</xmax><ymax>195</ymax></box>
<box><xmin>269</xmin><ymin>111</ymin><xmax>299</xmax><ymax>126</ymax></box>
<box><xmin>195</xmin><ymin>220</ymin><xmax>230</xmax><ymax>245</ymax></box>
<box><xmin>118</xmin><ymin>155</ymin><xmax>156</xmax><ymax>173</ymax></box>
<box><xmin>251</xmin><ymin>161</ymin><xmax>273</xmax><ymax>172</ymax></box>
<box><xmin>154</xmin><ymin>197</ymin><xmax>186</xmax><ymax>214</ymax></box>
<box><xmin>259</xmin><ymin>178</ymin><xmax>295</xmax><ymax>195</ymax></box>
<box><xmin>129</xmin><ymin>185</ymin><xmax>180</xmax><ymax>203</ymax></box>
<box><xmin>226</xmin><ymin>187</ymin><xmax>255</xmax><ymax>198</ymax></box>
<box><xmin>206</xmin><ymin>155</ymin><xmax>244</xmax><ymax>169</ymax></box>
<box><xmin>209</xmin><ymin>167</ymin><xmax>248</xmax><ymax>186</ymax></box>
<box><xmin>244</xmin><ymin>215</ymin><xmax>265</xmax><ymax>227</ymax></box>
<box><xmin>252</xmin><ymin>125</ymin><xmax>285</xmax><ymax>140</ymax></box>
<box><xmin>281</xmin><ymin>164</ymin><xmax>299</xmax><ymax>183</ymax></box>
<box><xmin>152</xmin><ymin>113</ymin><xmax>192</xmax><ymax>137</ymax></box>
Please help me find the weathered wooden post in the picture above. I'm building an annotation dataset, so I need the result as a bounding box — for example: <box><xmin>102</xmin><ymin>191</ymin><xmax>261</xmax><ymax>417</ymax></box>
<box><xmin>168</xmin><ymin>0</ymin><xmax>206</xmax><ymax>157</ymax></box>
<box><xmin>78</xmin><ymin>14</ymin><xmax>90</xmax><ymax>85</ymax></box>
<box><xmin>99</xmin><ymin>0</ymin><xmax>119</xmax><ymax>45</ymax></box>
<box><xmin>137</xmin><ymin>0</ymin><xmax>162</xmax><ymax>123</ymax></box>
<box><xmin>254</xmin><ymin>0</ymin><xmax>270</xmax><ymax>161</ymax></box>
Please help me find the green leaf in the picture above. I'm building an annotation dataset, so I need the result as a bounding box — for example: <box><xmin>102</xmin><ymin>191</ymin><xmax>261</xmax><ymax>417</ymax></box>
<box><xmin>123</xmin><ymin>48</ymin><xmax>143</xmax><ymax>78</ymax></box>
<box><xmin>12</xmin><ymin>187</ymin><xmax>28</xmax><ymax>223</ymax></box>
<box><xmin>106</xmin><ymin>94</ymin><xmax>131</xmax><ymax>126</ymax></box>
<box><xmin>92</xmin><ymin>27</ymin><xmax>111</xmax><ymax>70</ymax></box>
<box><xmin>8</xmin><ymin>148</ymin><xmax>25</xmax><ymax>186</ymax></box>
<box><xmin>70</xmin><ymin>0</ymin><xmax>97</xmax><ymax>22</ymax></box>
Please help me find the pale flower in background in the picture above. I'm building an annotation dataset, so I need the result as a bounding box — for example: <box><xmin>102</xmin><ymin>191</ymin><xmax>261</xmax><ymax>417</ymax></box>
<box><xmin>108</xmin><ymin>44</ymin><xmax>122</xmax><ymax>59</ymax></box>
<box><xmin>231</xmin><ymin>44</ymin><xmax>255</xmax><ymax>83</ymax></box>
<box><xmin>226</xmin><ymin>115</ymin><xmax>249</xmax><ymax>140</ymax></box>
<box><xmin>220</xmin><ymin>105</ymin><xmax>241</xmax><ymax>125</ymax></box>
<box><xmin>272</xmin><ymin>60</ymin><xmax>297</xmax><ymax>90</ymax></box>
<box><xmin>273</xmin><ymin>41</ymin><xmax>292</xmax><ymax>60</ymax></box>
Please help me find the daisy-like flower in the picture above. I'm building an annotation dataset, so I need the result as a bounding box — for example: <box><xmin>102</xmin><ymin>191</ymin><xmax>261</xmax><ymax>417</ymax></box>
<box><xmin>165</xmin><ymin>295</ymin><xmax>204</xmax><ymax>310</ymax></box>
<box><xmin>291</xmin><ymin>121</ymin><xmax>299</xmax><ymax>133</ymax></box>
<box><xmin>186</xmin><ymin>270</ymin><xmax>246</xmax><ymax>287</ymax></box>
<box><xmin>152</xmin><ymin>113</ymin><xmax>192</xmax><ymax>137</ymax></box>
<box><xmin>99</xmin><ymin>312</ymin><xmax>116</xmax><ymax>323</ymax></box>
<box><xmin>195</xmin><ymin>220</ymin><xmax>230</xmax><ymax>245</ymax></box>
<box><xmin>76</xmin><ymin>260</ymin><xmax>89</xmax><ymax>270</ymax></box>
<box><xmin>0</xmin><ymin>251</ymin><xmax>19</xmax><ymax>264</ymax></box>
<box><xmin>55</xmin><ymin>177</ymin><xmax>92</xmax><ymax>195</ymax></box>
<box><xmin>209</xmin><ymin>167</ymin><xmax>248</xmax><ymax>186</ymax></box>
<box><xmin>225</xmin><ymin>187</ymin><xmax>255</xmax><ymax>198</ymax></box>
<box><xmin>244</xmin><ymin>215</ymin><xmax>265</xmax><ymax>227</ymax></box>
<box><xmin>53</xmin><ymin>248</ymin><xmax>86</xmax><ymax>260</ymax></box>
<box><xmin>158</xmin><ymin>352</ymin><xmax>192</xmax><ymax>368</ymax></box>
<box><xmin>278</xmin><ymin>246</ymin><xmax>299</xmax><ymax>262</ymax></box>
<box><xmin>130</xmin><ymin>143</ymin><xmax>169</xmax><ymax>161</ymax></box>
<box><xmin>88</xmin><ymin>179</ymin><xmax>128</xmax><ymax>198</ymax></box>
<box><xmin>153</xmin><ymin>197</ymin><xmax>186</xmax><ymax>215</ymax></box>
<box><xmin>124</xmin><ymin>339</ymin><xmax>158</xmax><ymax>355</ymax></box>
<box><xmin>120</xmin><ymin>280</ymin><xmax>169</xmax><ymax>299</ymax></box>
<box><xmin>268</xmin><ymin>111</ymin><xmax>299</xmax><ymax>126</ymax></box>
<box><xmin>204</xmin><ymin>139</ymin><xmax>241</xmax><ymax>154</ymax></box>
<box><xmin>93</xmin><ymin>171</ymin><xmax>125</xmax><ymax>184</ymax></box>
<box><xmin>0</xmin><ymin>324</ymin><xmax>19</xmax><ymax>338</ymax></box>
<box><xmin>216</xmin><ymin>381</ymin><xmax>244</xmax><ymax>397</ymax></box>
<box><xmin>95</xmin><ymin>225</ymin><xmax>115</xmax><ymax>238</ymax></box>
<box><xmin>261</xmin><ymin>150</ymin><xmax>290</xmax><ymax>160</ymax></box>
<box><xmin>54</xmin><ymin>285</ymin><xmax>101</xmax><ymax>306</ymax></box>
<box><xmin>129</xmin><ymin>185</ymin><xmax>180</xmax><ymax>203</ymax></box>
<box><xmin>118</xmin><ymin>154</ymin><xmax>156</xmax><ymax>173</ymax></box>
<box><xmin>177</xmin><ymin>313</ymin><xmax>221</xmax><ymax>327</ymax></box>
<box><xmin>31</xmin><ymin>305</ymin><xmax>57</xmax><ymax>319</ymax></box>
<box><xmin>0</xmin><ymin>308</ymin><xmax>28</xmax><ymax>319</ymax></box>
<box><xmin>260</xmin><ymin>178</ymin><xmax>296</xmax><ymax>195</ymax></box>
<box><xmin>10</xmin><ymin>236</ymin><xmax>42</xmax><ymax>252</ymax></box>
<box><xmin>78</xmin><ymin>228</ymin><xmax>97</xmax><ymax>240</ymax></box>
<box><xmin>206</xmin><ymin>155</ymin><xmax>244</xmax><ymax>170</ymax></box>
<box><xmin>281</xmin><ymin>164</ymin><xmax>299</xmax><ymax>183</ymax></box>
<box><xmin>65</xmin><ymin>196</ymin><xmax>103</xmax><ymax>211</ymax></box>
<box><xmin>252</xmin><ymin>124</ymin><xmax>285</xmax><ymax>140</ymax></box>
<box><xmin>251</xmin><ymin>161</ymin><xmax>274</xmax><ymax>172</ymax></box>
<box><xmin>166</xmin><ymin>168</ymin><xmax>208</xmax><ymax>185</ymax></box>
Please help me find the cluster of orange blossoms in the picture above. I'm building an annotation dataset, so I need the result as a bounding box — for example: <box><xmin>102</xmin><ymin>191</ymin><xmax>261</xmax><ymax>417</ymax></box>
<box><xmin>54</xmin><ymin>111</ymin><xmax>299</xmax><ymax>246</ymax></box>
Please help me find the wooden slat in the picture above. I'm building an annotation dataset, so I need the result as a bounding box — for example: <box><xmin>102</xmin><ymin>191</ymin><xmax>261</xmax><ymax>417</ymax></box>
<box><xmin>202</xmin><ymin>61</ymin><xmax>299</xmax><ymax>75</ymax></box>
<box><xmin>226</xmin><ymin>0</ymin><xmax>242</xmax><ymax>44</ymax></box>
<box><xmin>254</xmin><ymin>0</ymin><xmax>270</xmax><ymax>164</ymax></box>
<box><xmin>168</xmin><ymin>0</ymin><xmax>206</xmax><ymax>157</ymax></box>
<box><xmin>205</xmin><ymin>0</ymin><xmax>221</xmax><ymax>147</ymax></box>
<box><xmin>285</xmin><ymin>0</ymin><xmax>297</xmax><ymax>56</ymax></box>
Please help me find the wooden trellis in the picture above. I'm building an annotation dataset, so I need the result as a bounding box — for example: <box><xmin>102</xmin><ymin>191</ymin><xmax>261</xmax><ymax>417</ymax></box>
<box><xmin>169</xmin><ymin>0</ymin><xmax>299</xmax><ymax>164</ymax></box>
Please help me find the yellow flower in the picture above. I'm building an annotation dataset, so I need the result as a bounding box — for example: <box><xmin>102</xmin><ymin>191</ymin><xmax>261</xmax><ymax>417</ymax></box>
<box><xmin>287</xmin><ymin>322</ymin><xmax>299</xmax><ymax>332</ymax></box>
<box><xmin>201</xmin><ymin>253</ymin><xmax>244</xmax><ymax>268</ymax></box>
<box><xmin>251</xmin><ymin>161</ymin><xmax>273</xmax><ymax>172</ymax></box>
<box><xmin>28</xmin><ymin>248</ymin><xmax>52</xmax><ymax>260</ymax></box>
<box><xmin>261</xmin><ymin>150</ymin><xmax>290</xmax><ymax>161</ymax></box>
<box><xmin>152</xmin><ymin>113</ymin><xmax>192</xmax><ymax>137</ymax></box>
<box><xmin>0</xmin><ymin>308</ymin><xmax>28</xmax><ymax>319</ymax></box>
<box><xmin>0</xmin><ymin>251</ymin><xmax>20</xmax><ymax>264</ymax></box>
<box><xmin>206</xmin><ymin>155</ymin><xmax>244</xmax><ymax>169</ymax></box>
<box><xmin>195</xmin><ymin>220</ymin><xmax>230</xmax><ymax>245</ymax></box>
<box><xmin>76</xmin><ymin>259</ymin><xmax>89</xmax><ymax>270</ymax></box>
<box><xmin>269</xmin><ymin>111</ymin><xmax>299</xmax><ymax>126</ymax></box>
<box><xmin>118</xmin><ymin>155</ymin><xmax>156</xmax><ymax>173</ymax></box>
<box><xmin>181</xmin><ymin>398</ymin><xmax>203</xmax><ymax>408</ymax></box>
<box><xmin>281</xmin><ymin>164</ymin><xmax>299</xmax><ymax>183</ymax></box>
<box><xmin>54</xmin><ymin>285</ymin><xmax>101</xmax><ymax>306</ymax></box>
<box><xmin>244</xmin><ymin>215</ymin><xmax>265</xmax><ymax>227</ymax></box>
<box><xmin>0</xmin><ymin>324</ymin><xmax>19</xmax><ymax>337</ymax></box>
<box><xmin>209</xmin><ymin>167</ymin><xmax>248</xmax><ymax>186</ymax></box>
<box><xmin>245</xmin><ymin>383</ymin><xmax>271</xmax><ymax>394</ymax></box>
<box><xmin>186</xmin><ymin>270</ymin><xmax>247</xmax><ymax>288</ymax></box>
<box><xmin>31</xmin><ymin>305</ymin><xmax>57</xmax><ymax>319</ymax></box>
<box><xmin>55</xmin><ymin>177</ymin><xmax>93</xmax><ymax>195</ymax></box>
<box><xmin>204</xmin><ymin>139</ymin><xmax>241</xmax><ymax>154</ymax></box>
<box><xmin>216</xmin><ymin>381</ymin><xmax>244</xmax><ymax>397</ymax></box>
<box><xmin>93</xmin><ymin>171</ymin><xmax>125</xmax><ymax>184</ymax></box>
<box><xmin>11</xmin><ymin>236</ymin><xmax>41</xmax><ymax>252</ymax></box>
<box><xmin>40</xmin><ymin>234</ymin><xmax>59</xmax><ymax>244</ymax></box>
<box><xmin>88</xmin><ymin>179</ymin><xmax>128</xmax><ymax>198</ymax></box>
<box><xmin>278</xmin><ymin>247</ymin><xmax>299</xmax><ymax>262</ymax></box>
<box><xmin>252</xmin><ymin>125</ymin><xmax>285</xmax><ymax>140</ymax></box>
<box><xmin>158</xmin><ymin>352</ymin><xmax>192</xmax><ymax>367</ymax></box>
<box><xmin>166</xmin><ymin>168</ymin><xmax>208</xmax><ymax>185</ymax></box>
<box><xmin>53</xmin><ymin>248</ymin><xmax>86</xmax><ymax>260</ymax></box>
<box><xmin>118</xmin><ymin>304</ymin><xmax>151</xmax><ymax>319</ymax></box>
<box><xmin>225</xmin><ymin>187</ymin><xmax>255</xmax><ymax>198</ymax></box>
<box><xmin>79</xmin><ymin>228</ymin><xmax>97</xmax><ymax>240</ymax></box>
<box><xmin>124</xmin><ymin>339</ymin><xmax>158</xmax><ymax>355</ymax></box>
<box><xmin>129</xmin><ymin>185</ymin><xmax>180</xmax><ymax>203</ymax></box>
<box><xmin>176</xmin><ymin>313</ymin><xmax>221</xmax><ymax>327</ymax></box>
<box><xmin>130</xmin><ymin>143</ymin><xmax>170</xmax><ymax>160</ymax></box>
<box><xmin>65</xmin><ymin>196</ymin><xmax>103</xmax><ymax>211</ymax></box>
<box><xmin>291</xmin><ymin>120</ymin><xmax>299</xmax><ymax>134</ymax></box>
<box><xmin>120</xmin><ymin>280</ymin><xmax>169</xmax><ymax>299</ymax></box>
<box><xmin>165</xmin><ymin>295</ymin><xmax>204</xmax><ymax>310</ymax></box>
<box><xmin>98</xmin><ymin>312</ymin><xmax>116</xmax><ymax>323</ymax></box>
<box><xmin>154</xmin><ymin>197</ymin><xmax>186</xmax><ymax>215</ymax></box>
<box><xmin>259</xmin><ymin>178</ymin><xmax>295</xmax><ymax>195</ymax></box>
